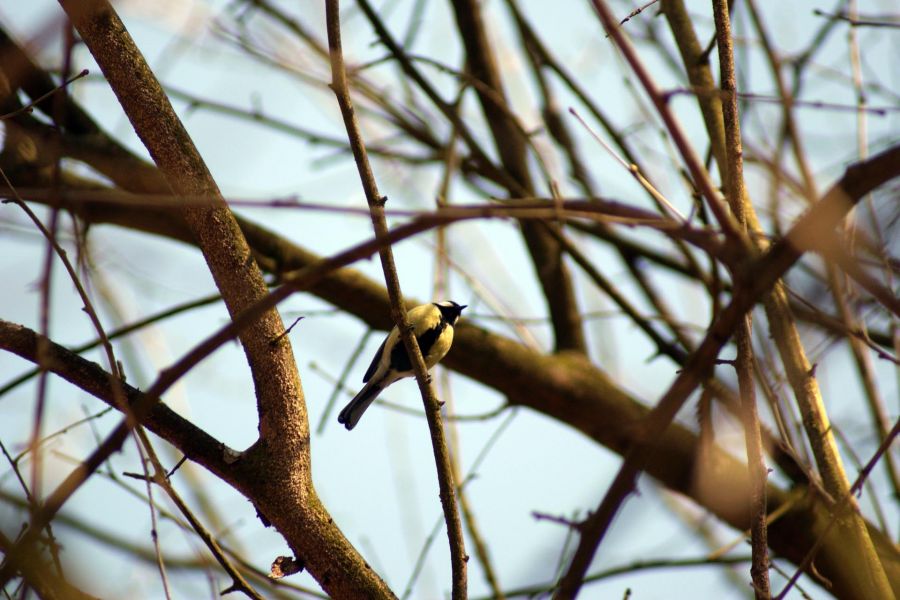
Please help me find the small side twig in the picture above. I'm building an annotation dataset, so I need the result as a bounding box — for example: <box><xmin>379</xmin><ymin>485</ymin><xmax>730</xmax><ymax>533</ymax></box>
<box><xmin>269</xmin><ymin>316</ymin><xmax>304</xmax><ymax>346</ymax></box>
<box><xmin>0</xmin><ymin>68</ymin><xmax>89</xmax><ymax>121</ymax></box>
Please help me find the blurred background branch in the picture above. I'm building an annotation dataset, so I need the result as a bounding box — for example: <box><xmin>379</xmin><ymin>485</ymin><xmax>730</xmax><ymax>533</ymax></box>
<box><xmin>1</xmin><ymin>1</ymin><xmax>898</xmax><ymax>598</ymax></box>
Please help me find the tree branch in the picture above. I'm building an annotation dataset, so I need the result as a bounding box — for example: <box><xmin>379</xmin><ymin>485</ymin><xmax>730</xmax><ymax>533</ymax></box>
<box><xmin>551</xmin><ymin>143</ymin><xmax>900</xmax><ymax>599</ymax></box>
<box><xmin>325</xmin><ymin>2</ymin><xmax>467</xmax><ymax>597</ymax></box>
<box><xmin>36</xmin><ymin>2</ymin><xmax>386</xmax><ymax>597</ymax></box>
<box><xmin>711</xmin><ymin>1</ymin><xmax>769</xmax><ymax>596</ymax></box>
<box><xmin>449</xmin><ymin>0</ymin><xmax>586</xmax><ymax>353</ymax></box>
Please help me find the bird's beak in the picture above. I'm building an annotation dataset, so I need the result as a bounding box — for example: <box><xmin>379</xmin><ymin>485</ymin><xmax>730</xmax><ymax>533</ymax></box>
<box><xmin>460</xmin><ymin>305</ymin><xmax>468</xmax><ymax>310</ymax></box>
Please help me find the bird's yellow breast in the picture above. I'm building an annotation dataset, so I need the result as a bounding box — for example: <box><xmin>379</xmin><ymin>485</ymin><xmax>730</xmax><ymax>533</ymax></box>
<box><xmin>424</xmin><ymin>325</ymin><xmax>454</xmax><ymax>368</ymax></box>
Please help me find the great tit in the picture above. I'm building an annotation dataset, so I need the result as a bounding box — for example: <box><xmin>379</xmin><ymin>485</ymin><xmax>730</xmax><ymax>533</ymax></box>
<box><xmin>338</xmin><ymin>301</ymin><xmax>466</xmax><ymax>430</ymax></box>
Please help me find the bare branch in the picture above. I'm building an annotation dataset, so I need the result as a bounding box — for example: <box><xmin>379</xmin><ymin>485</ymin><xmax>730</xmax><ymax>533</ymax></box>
<box><xmin>325</xmin><ymin>2</ymin><xmax>467</xmax><ymax>596</ymax></box>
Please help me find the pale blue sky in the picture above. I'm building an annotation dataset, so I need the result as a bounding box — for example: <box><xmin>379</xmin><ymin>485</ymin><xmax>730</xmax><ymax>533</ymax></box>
<box><xmin>1</xmin><ymin>1</ymin><xmax>897</xmax><ymax>598</ymax></box>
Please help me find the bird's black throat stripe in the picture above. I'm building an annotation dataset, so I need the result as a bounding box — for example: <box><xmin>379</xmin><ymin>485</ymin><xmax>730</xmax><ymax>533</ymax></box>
<box><xmin>390</xmin><ymin>318</ymin><xmax>447</xmax><ymax>373</ymax></box>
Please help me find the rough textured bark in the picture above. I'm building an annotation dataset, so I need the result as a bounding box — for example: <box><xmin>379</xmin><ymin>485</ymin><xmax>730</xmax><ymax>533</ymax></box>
<box><xmin>49</xmin><ymin>1</ymin><xmax>395</xmax><ymax>597</ymax></box>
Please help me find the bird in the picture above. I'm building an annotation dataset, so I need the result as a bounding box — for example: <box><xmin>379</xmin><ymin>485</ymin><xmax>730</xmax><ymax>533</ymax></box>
<box><xmin>338</xmin><ymin>300</ymin><xmax>466</xmax><ymax>430</ymax></box>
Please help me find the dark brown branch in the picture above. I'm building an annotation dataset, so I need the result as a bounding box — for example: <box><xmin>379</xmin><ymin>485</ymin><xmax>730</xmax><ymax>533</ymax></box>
<box><xmin>0</xmin><ymin>320</ymin><xmax>235</xmax><ymax>480</ymax></box>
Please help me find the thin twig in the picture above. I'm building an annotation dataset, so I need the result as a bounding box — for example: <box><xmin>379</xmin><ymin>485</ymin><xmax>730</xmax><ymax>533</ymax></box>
<box><xmin>149</xmin><ymin>449</ymin><xmax>265</xmax><ymax>600</ymax></box>
<box><xmin>618</xmin><ymin>0</ymin><xmax>662</xmax><ymax>28</ymax></box>
<box><xmin>813</xmin><ymin>9</ymin><xmax>900</xmax><ymax>28</ymax></box>
<box><xmin>315</xmin><ymin>330</ymin><xmax>374</xmax><ymax>435</ymax></box>
<box><xmin>491</xmin><ymin>555</ymin><xmax>752</xmax><ymax>599</ymax></box>
<box><xmin>325</xmin><ymin>1</ymin><xmax>468</xmax><ymax>597</ymax></box>
<box><xmin>0</xmin><ymin>69</ymin><xmax>89</xmax><ymax>121</ymax></box>
<box><xmin>0</xmin><ymin>292</ymin><xmax>224</xmax><ymax>399</ymax></box>
<box><xmin>588</xmin><ymin>0</ymin><xmax>746</xmax><ymax>246</ymax></box>
<box><xmin>711</xmin><ymin>1</ymin><xmax>769</xmax><ymax>595</ymax></box>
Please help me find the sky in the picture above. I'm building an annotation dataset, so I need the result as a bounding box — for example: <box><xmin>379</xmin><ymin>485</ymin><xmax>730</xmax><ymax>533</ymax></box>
<box><xmin>0</xmin><ymin>1</ymin><xmax>897</xmax><ymax>598</ymax></box>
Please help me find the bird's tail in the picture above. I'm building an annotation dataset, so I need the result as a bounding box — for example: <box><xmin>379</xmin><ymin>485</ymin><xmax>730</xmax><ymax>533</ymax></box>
<box><xmin>337</xmin><ymin>380</ymin><xmax>385</xmax><ymax>430</ymax></box>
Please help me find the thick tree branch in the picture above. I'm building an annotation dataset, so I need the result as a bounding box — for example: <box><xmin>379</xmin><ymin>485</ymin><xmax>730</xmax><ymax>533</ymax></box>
<box><xmin>55</xmin><ymin>0</ymin><xmax>298</xmax><ymax>441</ymax></box>
<box><xmin>22</xmin><ymin>2</ymin><xmax>385</xmax><ymax>597</ymax></box>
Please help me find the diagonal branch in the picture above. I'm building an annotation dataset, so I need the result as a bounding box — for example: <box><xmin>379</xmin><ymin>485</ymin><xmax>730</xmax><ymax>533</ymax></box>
<box><xmin>15</xmin><ymin>2</ymin><xmax>383</xmax><ymax>597</ymax></box>
<box><xmin>551</xmin><ymin>143</ymin><xmax>900</xmax><ymax>599</ymax></box>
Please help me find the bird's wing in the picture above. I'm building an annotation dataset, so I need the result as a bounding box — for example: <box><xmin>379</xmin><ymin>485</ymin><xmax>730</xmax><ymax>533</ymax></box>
<box><xmin>364</xmin><ymin>305</ymin><xmax>443</xmax><ymax>381</ymax></box>
<box><xmin>388</xmin><ymin>317</ymin><xmax>448</xmax><ymax>374</ymax></box>
<box><xmin>413</xmin><ymin>322</ymin><xmax>446</xmax><ymax>364</ymax></box>
<box><xmin>363</xmin><ymin>337</ymin><xmax>388</xmax><ymax>383</ymax></box>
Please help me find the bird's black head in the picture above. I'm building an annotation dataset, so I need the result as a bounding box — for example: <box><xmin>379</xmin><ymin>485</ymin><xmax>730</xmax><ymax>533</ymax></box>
<box><xmin>435</xmin><ymin>300</ymin><xmax>466</xmax><ymax>325</ymax></box>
